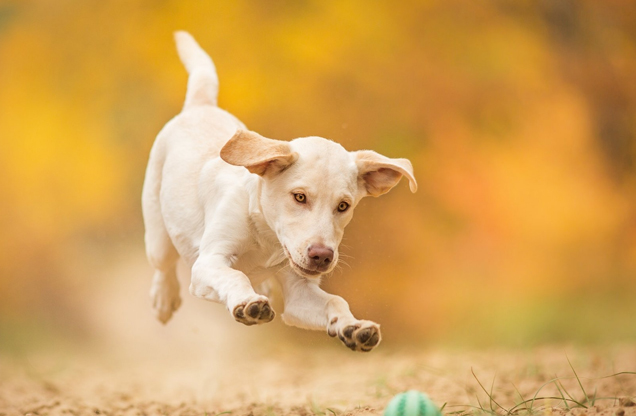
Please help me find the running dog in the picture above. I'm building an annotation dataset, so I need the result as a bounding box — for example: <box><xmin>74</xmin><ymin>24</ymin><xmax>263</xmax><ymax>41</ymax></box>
<box><xmin>142</xmin><ymin>32</ymin><xmax>417</xmax><ymax>352</ymax></box>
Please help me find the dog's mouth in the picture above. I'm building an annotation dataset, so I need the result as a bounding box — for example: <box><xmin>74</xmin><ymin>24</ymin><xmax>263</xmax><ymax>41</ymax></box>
<box><xmin>290</xmin><ymin>260</ymin><xmax>323</xmax><ymax>278</ymax></box>
<box><xmin>283</xmin><ymin>246</ymin><xmax>324</xmax><ymax>278</ymax></box>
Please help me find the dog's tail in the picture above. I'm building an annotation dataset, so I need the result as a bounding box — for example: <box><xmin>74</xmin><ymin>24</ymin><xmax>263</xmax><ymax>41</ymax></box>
<box><xmin>174</xmin><ymin>31</ymin><xmax>219</xmax><ymax>108</ymax></box>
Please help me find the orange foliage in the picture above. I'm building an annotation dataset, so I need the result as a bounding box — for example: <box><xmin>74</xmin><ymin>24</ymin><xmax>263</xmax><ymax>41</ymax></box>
<box><xmin>1</xmin><ymin>0</ymin><xmax>635</xmax><ymax>344</ymax></box>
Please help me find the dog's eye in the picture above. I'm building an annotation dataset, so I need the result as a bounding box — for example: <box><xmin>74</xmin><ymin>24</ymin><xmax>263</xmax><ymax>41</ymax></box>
<box><xmin>337</xmin><ymin>201</ymin><xmax>350</xmax><ymax>212</ymax></box>
<box><xmin>294</xmin><ymin>193</ymin><xmax>307</xmax><ymax>204</ymax></box>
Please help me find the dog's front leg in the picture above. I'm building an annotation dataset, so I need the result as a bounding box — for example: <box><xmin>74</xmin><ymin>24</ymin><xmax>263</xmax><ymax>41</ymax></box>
<box><xmin>190</xmin><ymin>253</ymin><xmax>275</xmax><ymax>326</ymax></box>
<box><xmin>277</xmin><ymin>272</ymin><xmax>381</xmax><ymax>352</ymax></box>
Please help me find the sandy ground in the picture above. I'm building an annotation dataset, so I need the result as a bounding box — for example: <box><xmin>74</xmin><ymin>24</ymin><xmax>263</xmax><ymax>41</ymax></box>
<box><xmin>1</xmin><ymin>256</ymin><xmax>635</xmax><ymax>415</ymax></box>
<box><xmin>2</xmin><ymin>344</ymin><xmax>635</xmax><ymax>416</ymax></box>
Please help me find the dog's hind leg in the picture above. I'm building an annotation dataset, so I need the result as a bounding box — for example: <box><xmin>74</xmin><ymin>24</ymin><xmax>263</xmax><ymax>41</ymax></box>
<box><xmin>142</xmin><ymin>150</ymin><xmax>182</xmax><ymax>324</ymax></box>
<box><xmin>146</xmin><ymin>230</ymin><xmax>181</xmax><ymax>324</ymax></box>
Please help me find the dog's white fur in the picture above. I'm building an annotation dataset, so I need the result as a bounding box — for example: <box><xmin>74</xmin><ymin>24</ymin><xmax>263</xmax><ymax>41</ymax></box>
<box><xmin>142</xmin><ymin>32</ymin><xmax>417</xmax><ymax>352</ymax></box>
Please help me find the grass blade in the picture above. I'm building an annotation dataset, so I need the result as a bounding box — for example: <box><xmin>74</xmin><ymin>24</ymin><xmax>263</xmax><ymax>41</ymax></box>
<box><xmin>471</xmin><ymin>368</ymin><xmax>508</xmax><ymax>413</ymax></box>
<box><xmin>553</xmin><ymin>377</ymin><xmax>570</xmax><ymax>411</ymax></box>
<box><xmin>489</xmin><ymin>373</ymin><xmax>497</xmax><ymax>412</ymax></box>
<box><xmin>599</xmin><ymin>371</ymin><xmax>636</xmax><ymax>379</ymax></box>
<box><xmin>508</xmin><ymin>396</ymin><xmax>591</xmax><ymax>414</ymax></box>
<box><xmin>510</xmin><ymin>382</ymin><xmax>530</xmax><ymax>414</ymax></box>
<box><xmin>554</xmin><ymin>378</ymin><xmax>588</xmax><ymax>408</ymax></box>
<box><xmin>566</xmin><ymin>355</ymin><xmax>588</xmax><ymax>405</ymax></box>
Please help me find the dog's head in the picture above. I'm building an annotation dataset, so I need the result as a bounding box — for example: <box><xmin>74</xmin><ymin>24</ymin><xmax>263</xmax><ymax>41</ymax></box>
<box><xmin>220</xmin><ymin>129</ymin><xmax>417</xmax><ymax>278</ymax></box>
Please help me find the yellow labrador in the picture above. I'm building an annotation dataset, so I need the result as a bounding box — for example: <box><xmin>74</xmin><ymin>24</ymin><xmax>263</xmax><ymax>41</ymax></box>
<box><xmin>142</xmin><ymin>32</ymin><xmax>417</xmax><ymax>352</ymax></box>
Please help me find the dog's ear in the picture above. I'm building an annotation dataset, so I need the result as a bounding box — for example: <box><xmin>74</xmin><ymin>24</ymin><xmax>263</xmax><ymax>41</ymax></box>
<box><xmin>221</xmin><ymin>129</ymin><xmax>298</xmax><ymax>176</ymax></box>
<box><xmin>355</xmin><ymin>150</ymin><xmax>418</xmax><ymax>197</ymax></box>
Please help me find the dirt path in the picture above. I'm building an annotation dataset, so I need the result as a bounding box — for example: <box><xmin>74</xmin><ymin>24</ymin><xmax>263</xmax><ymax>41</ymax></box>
<box><xmin>1</xmin><ymin>345</ymin><xmax>635</xmax><ymax>416</ymax></box>
<box><xmin>1</xmin><ymin>256</ymin><xmax>634</xmax><ymax>415</ymax></box>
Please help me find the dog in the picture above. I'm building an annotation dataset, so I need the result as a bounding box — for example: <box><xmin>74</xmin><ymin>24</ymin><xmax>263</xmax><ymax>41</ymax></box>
<box><xmin>142</xmin><ymin>32</ymin><xmax>417</xmax><ymax>352</ymax></box>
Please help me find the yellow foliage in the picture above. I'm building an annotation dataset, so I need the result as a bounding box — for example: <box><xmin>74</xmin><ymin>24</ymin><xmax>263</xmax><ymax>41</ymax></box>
<box><xmin>1</xmin><ymin>0</ymin><xmax>635</xmax><ymax>344</ymax></box>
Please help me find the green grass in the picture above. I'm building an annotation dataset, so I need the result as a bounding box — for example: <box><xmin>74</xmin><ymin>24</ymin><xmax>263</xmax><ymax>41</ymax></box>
<box><xmin>438</xmin><ymin>290</ymin><xmax>636</xmax><ymax>348</ymax></box>
<box><xmin>444</xmin><ymin>365</ymin><xmax>636</xmax><ymax>416</ymax></box>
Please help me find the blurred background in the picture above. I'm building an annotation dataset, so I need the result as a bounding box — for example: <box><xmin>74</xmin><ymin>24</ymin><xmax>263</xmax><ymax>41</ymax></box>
<box><xmin>1</xmin><ymin>0</ymin><xmax>635</xmax><ymax>356</ymax></box>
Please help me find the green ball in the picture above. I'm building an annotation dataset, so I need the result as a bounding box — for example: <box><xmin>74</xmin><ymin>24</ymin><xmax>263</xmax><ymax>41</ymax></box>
<box><xmin>383</xmin><ymin>391</ymin><xmax>442</xmax><ymax>416</ymax></box>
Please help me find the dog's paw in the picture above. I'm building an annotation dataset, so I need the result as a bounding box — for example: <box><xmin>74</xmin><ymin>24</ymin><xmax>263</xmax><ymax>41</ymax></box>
<box><xmin>233</xmin><ymin>297</ymin><xmax>275</xmax><ymax>326</ymax></box>
<box><xmin>150</xmin><ymin>281</ymin><xmax>182</xmax><ymax>324</ymax></box>
<box><xmin>328</xmin><ymin>318</ymin><xmax>381</xmax><ymax>352</ymax></box>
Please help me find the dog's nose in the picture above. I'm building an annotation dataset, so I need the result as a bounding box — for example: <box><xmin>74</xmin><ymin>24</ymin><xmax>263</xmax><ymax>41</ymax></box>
<box><xmin>308</xmin><ymin>244</ymin><xmax>334</xmax><ymax>268</ymax></box>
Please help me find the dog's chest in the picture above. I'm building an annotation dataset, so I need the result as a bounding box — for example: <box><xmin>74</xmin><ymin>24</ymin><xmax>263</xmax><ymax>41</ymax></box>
<box><xmin>234</xmin><ymin>206</ymin><xmax>286</xmax><ymax>276</ymax></box>
<box><xmin>233</xmin><ymin>244</ymin><xmax>286</xmax><ymax>283</ymax></box>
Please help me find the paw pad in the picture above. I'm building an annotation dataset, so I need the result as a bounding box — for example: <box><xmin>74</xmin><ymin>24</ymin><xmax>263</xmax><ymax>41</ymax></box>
<box><xmin>331</xmin><ymin>320</ymin><xmax>381</xmax><ymax>352</ymax></box>
<box><xmin>233</xmin><ymin>299</ymin><xmax>275</xmax><ymax>326</ymax></box>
